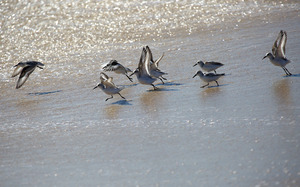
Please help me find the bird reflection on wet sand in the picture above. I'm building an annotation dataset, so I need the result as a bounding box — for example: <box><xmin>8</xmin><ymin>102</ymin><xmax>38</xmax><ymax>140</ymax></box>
<box><xmin>273</xmin><ymin>78</ymin><xmax>291</xmax><ymax>106</ymax></box>
<box><xmin>201</xmin><ymin>86</ymin><xmax>221</xmax><ymax>99</ymax></box>
<box><xmin>139</xmin><ymin>88</ymin><xmax>165</xmax><ymax>116</ymax></box>
<box><xmin>104</xmin><ymin>105</ymin><xmax>121</xmax><ymax>119</ymax></box>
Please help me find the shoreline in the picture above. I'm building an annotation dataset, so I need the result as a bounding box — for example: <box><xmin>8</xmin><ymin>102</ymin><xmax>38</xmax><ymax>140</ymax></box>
<box><xmin>1</xmin><ymin>2</ymin><xmax>300</xmax><ymax>186</ymax></box>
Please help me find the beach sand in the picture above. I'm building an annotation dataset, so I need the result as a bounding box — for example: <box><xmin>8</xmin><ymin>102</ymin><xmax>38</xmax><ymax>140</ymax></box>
<box><xmin>1</xmin><ymin>1</ymin><xmax>300</xmax><ymax>186</ymax></box>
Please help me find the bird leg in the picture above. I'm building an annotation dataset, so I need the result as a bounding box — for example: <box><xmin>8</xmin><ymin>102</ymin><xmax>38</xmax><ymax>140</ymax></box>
<box><xmin>158</xmin><ymin>77</ymin><xmax>165</xmax><ymax>84</ymax></box>
<box><xmin>282</xmin><ymin>67</ymin><xmax>292</xmax><ymax>76</ymax></box>
<box><xmin>151</xmin><ymin>84</ymin><xmax>158</xmax><ymax>90</ymax></box>
<box><xmin>118</xmin><ymin>93</ymin><xmax>126</xmax><ymax>99</ymax></box>
<box><xmin>161</xmin><ymin>76</ymin><xmax>167</xmax><ymax>80</ymax></box>
<box><xmin>215</xmin><ymin>81</ymin><xmax>219</xmax><ymax>86</ymax></box>
<box><xmin>126</xmin><ymin>74</ymin><xmax>133</xmax><ymax>82</ymax></box>
<box><xmin>282</xmin><ymin>67</ymin><xmax>289</xmax><ymax>76</ymax></box>
<box><xmin>105</xmin><ymin>95</ymin><xmax>113</xmax><ymax>101</ymax></box>
<box><xmin>201</xmin><ymin>83</ymin><xmax>209</xmax><ymax>88</ymax></box>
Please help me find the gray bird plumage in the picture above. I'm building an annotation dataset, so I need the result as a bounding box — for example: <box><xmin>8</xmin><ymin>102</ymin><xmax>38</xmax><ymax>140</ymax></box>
<box><xmin>263</xmin><ymin>30</ymin><xmax>292</xmax><ymax>76</ymax></box>
<box><xmin>12</xmin><ymin>61</ymin><xmax>44</xmax><ymax>89</ymax></box>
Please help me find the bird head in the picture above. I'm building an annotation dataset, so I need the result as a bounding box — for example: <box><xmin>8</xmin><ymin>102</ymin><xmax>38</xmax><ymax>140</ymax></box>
<box><xmin>194</xmin><ymin>61</ymin><xmax>204</xmax><ymax>67</ymax></box>
<box><xmin>262</xmin><ymin>53</ymin><xmax>272</xmax><ymax>60</ymax></box>
<box><xmin>192</xmin><ymin>70</ymin><xmax>203</xmax><ymax>78</ymax></box>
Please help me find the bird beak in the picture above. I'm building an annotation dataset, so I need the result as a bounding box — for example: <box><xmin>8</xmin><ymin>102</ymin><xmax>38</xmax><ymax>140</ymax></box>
<box><xmin>192</xmin><ymin>73</ymin><xmax>197</xmax><ymax>78</ymax></box>
<box><xmin>262</xmin><ymin>55</ymin><xmax>267</xmax><ymax>60</ymax></box>
<box><xmin>193</xmin><ymin>63</ymin><xmax>198</xmax><ymax>67</ymax></box>
<box><xmin>93</xmin><ymin>86</ymin><xmax>98</xmax><ymax>90</ymax></box>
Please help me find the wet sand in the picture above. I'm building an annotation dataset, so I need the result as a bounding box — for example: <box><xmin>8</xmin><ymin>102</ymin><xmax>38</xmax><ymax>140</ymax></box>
<box><xmin>1</xmin><ymin>2</ymin><xmax>300</xmax><ymax>187</ymax></box>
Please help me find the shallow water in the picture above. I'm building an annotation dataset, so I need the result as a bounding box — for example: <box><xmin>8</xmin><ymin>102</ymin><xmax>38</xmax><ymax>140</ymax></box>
<box><xmin>1</xmin><ymin>0</ymin><xmax>300</xmax><ymax>186</ymax></box>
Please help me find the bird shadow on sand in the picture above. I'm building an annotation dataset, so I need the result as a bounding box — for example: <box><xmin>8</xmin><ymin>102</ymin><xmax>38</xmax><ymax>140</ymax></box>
<box><xmin>111</xmin><ymin>99</ymin><xmax>133</xmax><ymax>105</ymax></box>
<box><xmin>156</xmin><ymin>82</ymin><xmax>183</xmax><ymax>87</ymax></box>
<box><xmin>205</xmin><ymin>84</ymin><xmax>229</xmax><ymax>88</ymax></box>
<box><xmin>28</xmin><ymin>90</ymin><xmax>62</xmax><ymax>96</ymax></box>
<box><xmin>283</xmin><ymin>73</ymin><xmax>300</xmax><ymax>78</ymax></box>
<box><xmin>119</xmin><ymin>83</ymin><xmax>139</xmax><ymax>88</ymax></box>
<box><xmin>147</xmin><ymin>87</ymin><xmax>179</xmax><ymax>92</ymax></box>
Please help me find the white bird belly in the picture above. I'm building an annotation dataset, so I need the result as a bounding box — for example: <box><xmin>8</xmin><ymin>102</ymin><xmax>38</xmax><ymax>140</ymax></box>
<box><xmin>114</xmin><ymin>68</ymin><xmax>127</xmax><ymax>74</ymax></box>
<box><xmin>271</xmin><ymin>58</ymin><xmax>290</xmax><ymax>67</ymax></box>
<box><xmin>101</xmin><ymin>87</ymin><xmax>121</xmax><ymax>95</ymax></box>
<box><xmin>200</xmin><ymin>76</ymin><xmax>218</xmax><ymax>83</ymax></box>
<box><xmin>150</xmin><ymin>69</ymin><xmax>164</xmax><ymax>78</ymax></box>
<box><xmin>202</xmin><ymin>65</ymin><xmax>218</xmax><ymax>72</ymax></box>
<box><xmin>137</xmin><ymin>75</ymin><xmax>156</xmax><ymax>85</ymax></box>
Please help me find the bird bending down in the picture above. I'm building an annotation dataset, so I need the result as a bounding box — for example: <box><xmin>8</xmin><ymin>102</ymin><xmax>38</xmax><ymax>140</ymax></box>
<box><xmin>130</xmin><ymin>47</ymin><xmax>158</xmax><ymax>90</ymax></box>
<box><xmin>12</xmin><ymin>61</ymin><xmax>44</xmax><ymax>89</ymax></box>
<box><xmin>146</xmin><ymin>46</ymin><xmax>167</xmax><ymax>84</ymax></box>
<box><xmin>263</xmin><ymin>30</ymin><xmax>292</xmax><ymax>76</ymax></box>
<box><xmin>193</xmin><ymin>61</ymin><xmax>224</xmax><ymax>74</ymax></box>
<box><xmin>102</xmin><ymin>60</ymin><xmax>133</xmax><ymax>82</ymax></box>
<box><xmin>93</xmin><ymin>72</ymin><xmax>126</xmax><ymax>101</ymax></box>
<box><xmin>193</xmin><ymin>70</ymin><xmax>225</xmax><ymax>88</ymax></box>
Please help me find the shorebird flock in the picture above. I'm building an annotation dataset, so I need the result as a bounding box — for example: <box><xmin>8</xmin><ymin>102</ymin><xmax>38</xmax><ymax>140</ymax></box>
<box><xmin>11</xmin><ymin>30</ymin><xmax>294</xmax><ymax>101</ymax></box>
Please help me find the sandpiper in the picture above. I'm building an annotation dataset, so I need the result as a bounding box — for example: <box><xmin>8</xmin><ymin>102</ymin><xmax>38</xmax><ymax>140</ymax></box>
<box><xmin>93</xmin><ymin>72</ymin><xmax>126</xmax><ymax>101</ymax></box>
<box><xmin>146</xmin><ymin>46</ymin><xmax>167</xmax><ymax>84</ymax></box>
<box><xmin>130</xmin><ymin>47</ymin><xmax>158</xmax><ymax>90</ymax></box>
<box><xmin>102</xmin><ymin>60</ymin><xmax>133</xmax><ymax>82</ymax></box>
<box><xmin>193</xmin><ymin>61</ymin><xmax>224</xmax><ymax>73</ymax></box>
<box><xmin>12</xmin><ymin>61</ymin><xmax>44</xmax><ymax>89</ymax></box>
<box><xmin>193</xmin><ymin>70</ymin><xmax>225</xmax><ymax>88</ymax></box>
<box><xmin>263</xmin><ymin>30</ymin><xmax>292</xmax><ymax>76</ymax></box>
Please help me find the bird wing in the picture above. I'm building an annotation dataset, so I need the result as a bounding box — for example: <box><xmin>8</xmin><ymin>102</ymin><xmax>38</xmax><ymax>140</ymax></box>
<box><xmin>138</xmin><ymin>47</ymin><xmax>147</xmax><ymax>74</ymax></box>
<box><xmin>206</xmin><ymin>61</ymin><xmax>224</xmax><ymax>66</ymax></box>
<box><xmin>144</xmin><ymin>46</ymin><xmax>153</xmax><ymax>76</ymax></box>
<box><xmin>277</xmin><ymin>30</ymin><xmax>287</xmax><ymax>59</ymax></box>
<box><xmin>12</xmin><ymin>65</ymin><xmax>25</xmax><ymax>77</ymax></box>
<box><xmin>146</xmin><ymin>45</ymin><xmax>159</xmax><ymax>69</ymax></box>
<box><xmin>103</xmin><ymin>77</ymin><xmax>117</xmax><ymax>88</ymax></box>
<box><xmin>146</xmin><ymin>46</ymin><xmax>154</xmax><ymax>63</ymax></box>
<box><xmin>272</xmin><ymin>30</ymin><xmax>287</xmax><ymax>59</ymax></box>
<box><xmin>146</xmin><ymin>46</ymin><xmax>164</xmax><ymax>68</ymax></box>
<box><xmin>99</xmin><ymin>72</ymin><xmax>116</xmax><ymax>88</ymax></box>
<box><xmin>272</xmin><ymin>31</ymin><xmax>281</xmax><ymax>57</ymax></box>
<box><xmin>154</xmin><ymin>53</ymin><xmax>164</xmax><ymax>68</ymax></box>
<box><xmin>102</xmin><ymin>63</ymin><xmax>118</xmax><ymax>71</ymax></box>
<box><xmin>103</xmin><ymin>66</ymin><xmax>115</xmax><ymax>72</ymax></box>
<box><xmin>16</xmin><ymin>65</ymin><xmax>36</xmax><ymax>89</ymax></box>
<box><xmin>206</xmin><ymin>73</ymin><xmax>217</xmax><ymax>77</ymax></box>
<box><xmin>100</xmin><ymin>72</ymin><xmax>109</xmax><ymax>82</ymax></box>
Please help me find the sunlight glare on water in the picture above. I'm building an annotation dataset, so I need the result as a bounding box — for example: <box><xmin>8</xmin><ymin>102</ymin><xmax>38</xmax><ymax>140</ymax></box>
<box><xmin>1</xmin><ymin>0</ymin><xmax>298</xmax><ymax>82</ymax></box>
